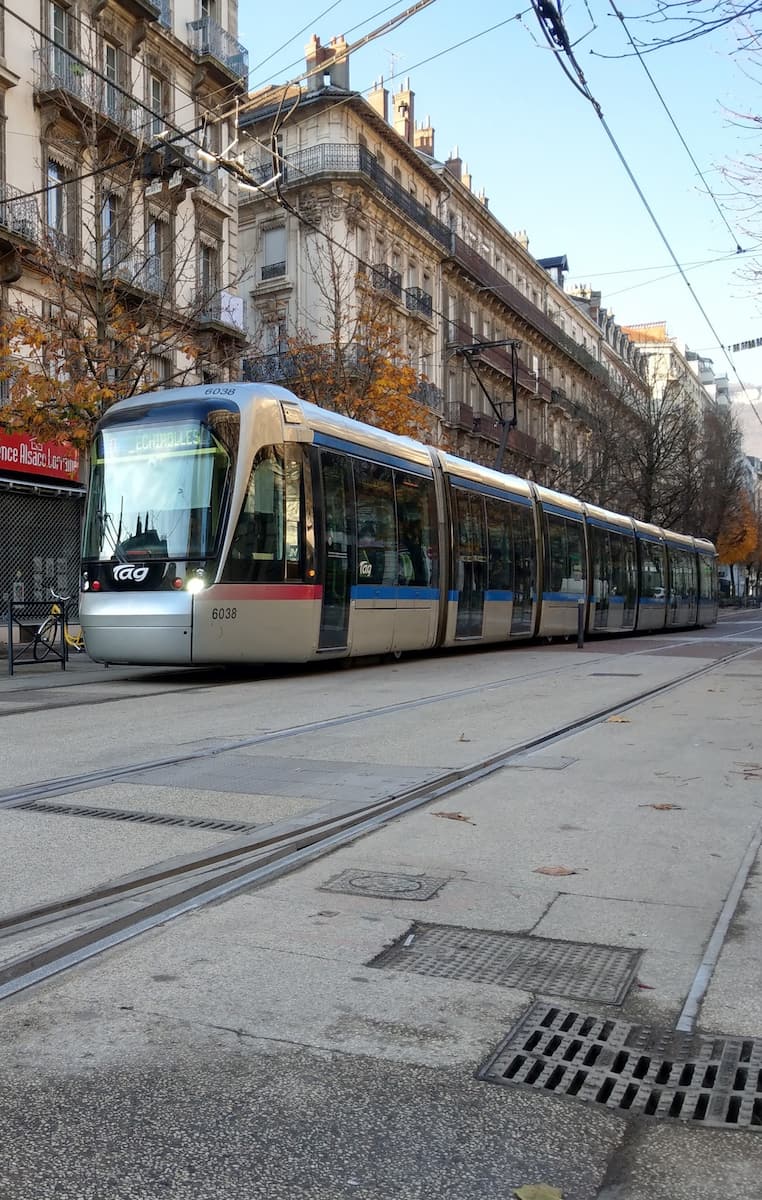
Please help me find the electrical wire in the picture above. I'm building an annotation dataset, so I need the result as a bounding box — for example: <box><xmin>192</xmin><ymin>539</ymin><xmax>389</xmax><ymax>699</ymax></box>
<box><xmin>606</xmin><ymin>0</ymin><xmax>746</xmax><ymax>255</ymax></box>
<box><xmin>529</xmin><ymin>0</ymin><xmax>762</xmax><ymax>424</ymax></box>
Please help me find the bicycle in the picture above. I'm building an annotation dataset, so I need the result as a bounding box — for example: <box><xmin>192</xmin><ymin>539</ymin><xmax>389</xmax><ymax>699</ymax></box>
<box><xmin>33</xmin><ymin>591</ymin><xmax>86</xmax><ymax>661</ymax></box>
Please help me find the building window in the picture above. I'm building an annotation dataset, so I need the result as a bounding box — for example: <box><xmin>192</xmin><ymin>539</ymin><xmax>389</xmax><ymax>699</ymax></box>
<box><xmin>101</xmin><ymin>191</ymin><xmax>121</xmax><ymax>267</ymax></box>
<box><xmin>148</xmin><ymin>353</ymin><xmax>172</xmax><ymax>386</ymax></box>
<box><xmin>148</xmin><ymin>74</ymin><xmax>166</xmax><ymax>137</ymax></box>
<box><xmin>146</xmin><ymin>215</ymin><xmax>170</xmax><ymax>291</ymax></box>
<box><xmin>199</xmin><ymin>241</ymin><xmax>219</xmax><ymax>299</ymax></box>
<box><xmin>261</xmin><ymin>225</ymin><xmax>286</xmax><ymax>281</ymax></box>
<box><xmin>46</xmin><ymin>159</ymin><xmax>75</xmax><ymax>251</ymax></box>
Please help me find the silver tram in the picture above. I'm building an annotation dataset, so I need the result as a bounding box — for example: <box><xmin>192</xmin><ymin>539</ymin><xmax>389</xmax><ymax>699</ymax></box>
<box><xmin>79</xmin><ymin>383</ymin><xmax>719</xmax><ymax>665</ymax></box>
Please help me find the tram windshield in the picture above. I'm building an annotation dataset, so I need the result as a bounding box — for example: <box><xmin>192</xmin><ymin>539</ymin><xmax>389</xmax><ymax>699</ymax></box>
<box><xmin>84</xmin><ymin>414</ymin><xmax>233</xmax><ymax>562</ymax></box>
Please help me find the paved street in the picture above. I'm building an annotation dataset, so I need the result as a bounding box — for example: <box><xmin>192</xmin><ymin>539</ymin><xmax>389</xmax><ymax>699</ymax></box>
<box><xmin>1</xmin><ymin>613</ymin><xmax>761</xmax><ymax>1199</ymax></box>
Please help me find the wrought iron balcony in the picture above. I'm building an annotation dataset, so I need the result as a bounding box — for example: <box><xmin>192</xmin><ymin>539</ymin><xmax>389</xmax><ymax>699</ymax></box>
<box><xmin>0</xmin><ymin>182</ymin><xmax>38</xmax><ymax>243</ymax></box>
<box><xmin>405</xmin><ymin>286</ymin><xmax>433</xmax><ymax>318</ymax></box>
<box><xmin>450</xmin><ymin>235</ymin><xmax>612</xmax><ymax>389</ymax></box>
<box><xmin>104</xmin><ymin>249</ymin><xmax>166</xmax><ymax>295</ymax></box>
<box><xmin>261</xmin><ymin>261</ymin><xmax>286</xmax><ymax>281</ymax></box>
<box><xmin>371</xmin><ymin>263</ymin><xmax>402</xmax><ymax>299</ymax></box>
<box><xmin>156</xmin><ymin>0</ymin><xmax>171</xmax><ymax>27</ymax></box>
<box><xmin>34</xmin><ymin>47</ymin><xmax>141</xmax><ymax>135</ymax></box>
<box><xmin>412</xmin><ymin>380</ymin><xmax>444</xmax><ymax>411</ymax></box>
<box><xmin>187</xmin><ymin>17</ymin><xmax>248</xmax><ymax>84</ymax></box>
<box><xmin>244</xmin><ymin>144</ymin><xmax>453</xmax><ymax>251</ymax></box>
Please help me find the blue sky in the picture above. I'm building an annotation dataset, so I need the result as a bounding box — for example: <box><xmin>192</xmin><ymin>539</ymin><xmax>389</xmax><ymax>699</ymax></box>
<box><xmin>238</xmin><ymin>1</ymin><xmax>762</xmax><ymax>402</ymax></box>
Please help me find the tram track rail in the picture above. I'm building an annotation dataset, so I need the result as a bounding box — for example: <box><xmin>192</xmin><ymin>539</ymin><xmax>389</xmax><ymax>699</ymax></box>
<box><xmin>0</xmin><ymin>637</ymin><xmax>758</xmax><ymax>1008</ymax></box>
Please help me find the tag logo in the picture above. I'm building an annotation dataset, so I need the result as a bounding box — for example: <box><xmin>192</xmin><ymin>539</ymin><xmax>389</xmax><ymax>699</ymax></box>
<box><xmin>112</xmin><ymin>564</ymin><xmax>150</xmax><ymax>583</ymax></box>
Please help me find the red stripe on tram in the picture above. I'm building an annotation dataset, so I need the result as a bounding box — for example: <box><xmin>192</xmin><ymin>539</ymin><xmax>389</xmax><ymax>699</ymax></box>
<box><xmin>206</xmin><ymin>584</ymin><xmax>324</xmax><ymax>601</ymax></box>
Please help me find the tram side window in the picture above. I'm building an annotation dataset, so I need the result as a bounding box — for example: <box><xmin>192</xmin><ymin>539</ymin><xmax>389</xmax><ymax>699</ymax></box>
<box><xmin>224</xmin><ymin>446</ymin><xmax>304</xmax><ymax>583</ymax></box>
<box><xmin>699</xmin><ymin>555</ymin><xmax>717</xmax><ymax>601</ymax></box>
<box><xmin>611</xmin><ymin>532</ymin><xmax>637</xmax><ymax>601</ymax></box>
<box><xmin>638</xmin><ymin>540</ymin><xmax>665</xmax><ymax>598</ymax></box>
<box><xmin>485</xmin><ymin>498</ymin><xmax>513</xmax><ymax>592</ymax></box>
<box><xmin>395</xmin><ymin>473</ymin><xmax>438</xmax><ymax>587</ymax></box>
<box><xmin>589</xmin><ymin>526</ymin><xmax>611</xmax><ymax>600</ymax></box>
<box><xmin>545</xmin><ymin>513</ymin><xmax>584</xmax><ymax>594</ymax></box>
<box><xmin>511</xmin><ymin>503</ymin><xmax>536</xmax><ymax>601</ymax></box>
<box><xmin>354</xmin><ymin>460</ymin><xmax>396</xmax><ymax>586</ymax></box>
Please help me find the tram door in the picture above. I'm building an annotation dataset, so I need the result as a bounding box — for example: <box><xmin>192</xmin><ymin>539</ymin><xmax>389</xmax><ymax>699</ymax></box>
<box><xmin>454</xmin><ymin>486</ymin><xmax>487</xmax><ymax>638</ymax></box>
<box><xmin>318</xmin><ymin>452</ymin><xmax>353</xmax><ymax>650</ymax></box>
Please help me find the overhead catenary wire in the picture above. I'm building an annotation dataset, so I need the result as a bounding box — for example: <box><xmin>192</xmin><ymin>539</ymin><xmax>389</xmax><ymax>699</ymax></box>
<box><xmin>606</xmin><ymin>0</ymin><xmax>746</xmax><ymax>256</ymax></box>
<box><xmin>529</xmin><ymin>0</ymin><xmax>762</xmax><ymax>425</ymax></box>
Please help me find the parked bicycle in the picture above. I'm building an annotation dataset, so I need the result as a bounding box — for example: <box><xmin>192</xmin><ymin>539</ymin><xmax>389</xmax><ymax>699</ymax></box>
<box><xmin>33</xmin><ymin>591</ymin><xmax>85</xmax><ymax>661</ymax></box>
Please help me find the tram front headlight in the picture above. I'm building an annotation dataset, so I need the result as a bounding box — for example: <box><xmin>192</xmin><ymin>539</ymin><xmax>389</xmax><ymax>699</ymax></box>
<box><xmin>186</xmin><ymin>576</ymin><xmax>206</xmax><ymax>594</ymax></box>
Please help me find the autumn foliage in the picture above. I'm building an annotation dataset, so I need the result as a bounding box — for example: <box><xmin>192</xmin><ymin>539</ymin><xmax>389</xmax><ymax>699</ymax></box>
<box><xmin>716</xmin><ymin>490</ymin><xmax>759</xmax><ymax>564</ymax></box>
<box><xmin>272</xmin><ymin>279</ymin><xmax>434</xmax><ymax>441</ymax></box>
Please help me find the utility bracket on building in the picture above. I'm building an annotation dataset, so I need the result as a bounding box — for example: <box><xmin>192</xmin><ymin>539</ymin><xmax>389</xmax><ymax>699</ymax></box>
<box><xmin>449</xmin><ymin>339</ymin><xmax>522</xmax><ymax>473</ymax></box>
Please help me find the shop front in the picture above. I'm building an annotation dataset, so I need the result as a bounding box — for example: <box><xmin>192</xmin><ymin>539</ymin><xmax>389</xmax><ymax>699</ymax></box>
<box><xmin>0</xmin><ymin>431</ymin><xmax>85</xmax><ymax>624</ymax></box>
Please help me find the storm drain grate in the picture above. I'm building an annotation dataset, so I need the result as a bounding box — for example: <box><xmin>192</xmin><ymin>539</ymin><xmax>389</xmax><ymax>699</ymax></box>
<box><xmin>12</xmin><ymin>799</ymin><xmax>256</xmax><ymax>834</ymax></box>
<box><xmin>369</xmin><ymin>923</ymin><xmax>640</xmax><ymax>1005</ymax></box>
<box><xmin>320</xmin><ymin>869</ymin><xmax>449</xmax><ymax>901</ymax></box>
<box><xmin>478</xmin><ymin>1001</ymin><xmax>762</xmax><ymax>1130</ymax></box>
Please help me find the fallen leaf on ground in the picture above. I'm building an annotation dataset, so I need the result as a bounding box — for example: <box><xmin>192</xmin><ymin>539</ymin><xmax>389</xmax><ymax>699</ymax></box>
<box><xmin>639</xmin><ymin>802</ymin><xmax>683</xmax><ymax>810</ymax></box>
<box><xmin>514</xmin><ymin>1186</ymin><xmax>563</xmax><ymax>1200</ymax></box>
<box><xmin>533</xmin><ymin>865</ymin><xmax>579</xmax><ymax>876</ymax></box>
<box><xmin>606</xmin><ymin>715</ymin><xmax>630</xmax><ymax>723</ymax></box>
<box><xmin>432</xmin><ymin>811</ymin><xmax>475</xmax><ymax>824</ymax></box>
<box><xmin>636</xmin><ymin>981</ymin><xmax>655</xmax><ymax>989</ymax></box>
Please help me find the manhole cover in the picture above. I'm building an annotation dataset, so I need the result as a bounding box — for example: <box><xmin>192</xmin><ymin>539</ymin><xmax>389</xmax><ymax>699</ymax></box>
<box><xmin>369</xmin><ymin>924</ymin><xmax>640</xmax><ymax>1005</ymax></box>
<box><xmin>321</xmin><ymin>870</ymin><xmax>449</xmax><ymax>900</ymax></box>
<box><xmin>478</xmin><ymin>1001</ymin><xmax>762</xmax><ymax>1130</ymax></box>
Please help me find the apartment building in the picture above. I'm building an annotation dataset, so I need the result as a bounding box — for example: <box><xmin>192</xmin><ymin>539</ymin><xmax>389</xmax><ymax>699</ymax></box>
<box><xmin>0</xmin><ymin>0</ymin><xmax>246</xmax><ymax>615</ymax></box>
<box><xmin>237</xmin><ymin>35</ymin><xmax>647</xmax><ymax>487</ymax></box>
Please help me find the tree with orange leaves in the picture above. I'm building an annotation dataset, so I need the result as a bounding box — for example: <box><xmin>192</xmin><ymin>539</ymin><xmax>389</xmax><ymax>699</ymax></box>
<box><xmin>716</xmin><ymin>489</ymin><xmax>759</xmax><ymax>567</ymax></box>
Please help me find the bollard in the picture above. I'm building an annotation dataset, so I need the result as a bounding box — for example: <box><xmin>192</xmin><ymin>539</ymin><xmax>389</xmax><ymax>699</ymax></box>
<box><xmin>577</xmin><ymin>598</ymin><xmax>585</xmax><ymax>649</ymax></box>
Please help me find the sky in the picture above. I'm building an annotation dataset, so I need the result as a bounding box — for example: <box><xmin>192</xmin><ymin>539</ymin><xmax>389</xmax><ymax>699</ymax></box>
<box><xmin>237</xmin><ymin>0</ymin><xmax>762</xmax><ymax>448</ymax></box>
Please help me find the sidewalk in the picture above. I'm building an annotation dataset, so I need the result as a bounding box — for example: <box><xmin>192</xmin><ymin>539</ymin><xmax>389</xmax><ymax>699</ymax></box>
<box><xmin>0</xmin><ymin>629</ymin><xmax>761</xmax><ymax>1197</ymax></box>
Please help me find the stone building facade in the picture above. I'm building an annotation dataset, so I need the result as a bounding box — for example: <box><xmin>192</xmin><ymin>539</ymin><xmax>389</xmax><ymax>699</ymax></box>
<box><xmin>238</xmin><ymin>34</ymin><xmax>648</xmax><ymax>487</ymax></box>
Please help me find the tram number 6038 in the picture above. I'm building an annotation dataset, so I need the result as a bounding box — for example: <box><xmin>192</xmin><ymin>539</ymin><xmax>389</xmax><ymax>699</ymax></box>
<box><xmin>211</xmin><ymin>607</ymin><xmax>237</xmax><ymax>620</ymax></box>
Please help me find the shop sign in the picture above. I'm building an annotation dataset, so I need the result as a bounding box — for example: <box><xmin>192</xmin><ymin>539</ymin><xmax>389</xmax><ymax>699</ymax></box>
<box><xmin>0</xmin><ymin>430</ymin><xmax>80</xmax><ymax>481</ymax></box>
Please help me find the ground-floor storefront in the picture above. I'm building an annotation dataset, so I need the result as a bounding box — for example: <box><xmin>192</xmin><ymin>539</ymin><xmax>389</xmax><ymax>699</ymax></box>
<box><xmin>1</xmin><ymin>432</ymin><xmax>84</xmax><ymax>630</ymax></box>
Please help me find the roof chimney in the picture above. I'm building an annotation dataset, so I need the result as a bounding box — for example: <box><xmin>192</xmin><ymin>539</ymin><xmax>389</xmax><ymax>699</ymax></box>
<box><xmin>368</xmin><ymin>77</ymin><xmax>388</xmax><ymax>122</ymax></box>
<box><xmin>513</xmin><ymin>229</ymin><xmax>529</xmax><ymax>250</ymax></box>
<box><xmin>461</xmin><ymin>163</ymin><xmax>472</xmax><ymax>192</ymax></box>
<box><xmin>445</xmin><ymin>146</ymin><xmax>462</xmax><ymax>181</ymax></box>
<box><xmin>413</xmin><ymin>116</ymin><xmax>434</xmax><ymax>157</ymax></box>
<box><xmin>327</xmin><ymin>35</ymin><xmax>349</xmax><ymax>90</ymax></box>
<box><xmin>392</xmin><ymin>78</ymin><xmax>414</xmax><ymax>144</ymax></box>
<box><xmin>304</xmin><ymin>33</ymin><xmax>349</xmax><ymax>91</ymax></box>
<box><xmin>305</xmin><ymin>34</ymin><xmax>329</xmax><ymax>93</ymax></box>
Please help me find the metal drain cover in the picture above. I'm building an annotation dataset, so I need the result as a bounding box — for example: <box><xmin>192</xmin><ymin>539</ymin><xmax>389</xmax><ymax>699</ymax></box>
<box><xmin>369</xmin><ymin>923</ymin><xmax>640</xmax><ymax>1005</ymax></box>
<box><xmin>12</xmin><ymin>799</ymin><xmax>255</xmax><ymax>834</ymax></box>
<box><xmin>321</xmin><ymin>870</ymin><xmax>449</xmax><ymax>901</ymax></box>
<box><xmin>478</xmin><ymin>1001</ymin><xmax>762</xmax><ymax>1130</ymax></box>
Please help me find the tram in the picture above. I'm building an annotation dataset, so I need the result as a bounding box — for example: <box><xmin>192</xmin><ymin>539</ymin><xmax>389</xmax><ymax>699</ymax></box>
<box><xmin>79</xmin><ymin>383</ymin><xmax>719</xmax><ymax>665</ymax></box>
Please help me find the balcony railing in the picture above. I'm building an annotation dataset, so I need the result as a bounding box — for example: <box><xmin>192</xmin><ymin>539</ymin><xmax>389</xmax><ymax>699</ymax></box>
<box><xmin>405</xmin><ymin>286</ymin><xmax>433</xmax><ymax>318</ymax></box>
<box><xmin>187</xmin><ymin>17</ymin><xmax>248</xmax><ymax>83</ymax></box>
<box><xmin>412</xmin><ymin>380</ymin><xmax>444</xmax><ymax>411</ymax></box>
<box><xmin>450</xmin><ymin>235</ymin><xmax>612</xmax><ymax>389</ymax></box>
<box><xmin>371</xmin><ymin>263</ymin><xmax>402</xmax><ymax>299</ymax></box>
<box><xmin>104</xmin><ymin>250</ymin><xmax>166</xmax><ymax>295</ymax></box>
<box><xmin>156</xmin><ymin>0</ymin><xmax>171</xmax><ymax>27</ymax></box>
<box><xmin>261</xmin><ymin>261</ymin><xmax>286</xmax><ymax>281</ymax></box>
<box><xmin>199</xmin><ymin>291</ymin><xmax>246</xmax><ymax>331</ymax></box>
<box><xmin>244</xmin><ymin>144</ymin><xmax>453</xmax><ymax>251</ymax></box>
<box><xmin>0</xmin><ymin>182</ymin><xmax>38</xmax><ymax>242</ymax></box>
<box><xmin>34</xmin><ymin>47</ymin><xmax>141</xmax><ymax>135</ymax></box>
